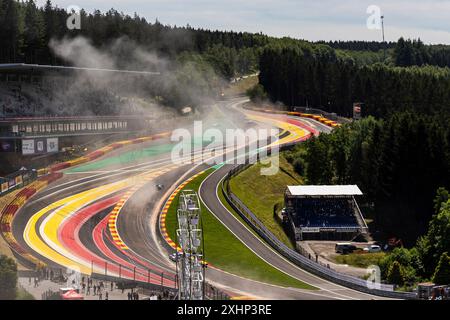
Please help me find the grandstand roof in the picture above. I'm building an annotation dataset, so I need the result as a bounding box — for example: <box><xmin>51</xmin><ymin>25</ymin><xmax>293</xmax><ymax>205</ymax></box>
<box><xmin>0</xmin><ymin>63</ymin><xmax>160</xmax><ymax>76</ymax></box>
<box><xmin>287</xmin><ymin>185</ymin><xmax>363</xmax><ymax>196</ymax></box>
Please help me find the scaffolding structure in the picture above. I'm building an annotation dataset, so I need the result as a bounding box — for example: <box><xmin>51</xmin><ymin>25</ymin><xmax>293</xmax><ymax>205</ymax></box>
<box><xmin>176</xmin><ymin>190</ymin><xmax>205</xmax><ymax>300</ymax></box>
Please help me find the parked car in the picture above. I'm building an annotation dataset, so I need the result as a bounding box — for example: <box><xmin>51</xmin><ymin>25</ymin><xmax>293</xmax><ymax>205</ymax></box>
<box><xmin>335</xmin><ymin>243</ymin><xmax>357</xmax><ymax>254</ymax></box>
<box><xmin>363</xmin><ymin>244</ymin><xmax>382</xmax><ymax>253</ymax></box>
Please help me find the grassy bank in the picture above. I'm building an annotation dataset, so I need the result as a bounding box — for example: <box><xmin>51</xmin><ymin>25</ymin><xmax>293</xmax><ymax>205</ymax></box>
<box><xmin>164</xmin><ymin>169</ymin><xmax>315</xmax><ymax>290</ymax></box>
<box><xmin>334</xmin><ymin>252</ymin><xmax>386</xmax><ymax>268</ymax></box>
<box><xmin>228</xmin><ymin>154</ymin><xmax>302</xmax><ymax>249</ymax></box>
<box><xmin>16</xmin><ymin>287</ymin><xmax>35</xmax><ymax>300</ymax></box>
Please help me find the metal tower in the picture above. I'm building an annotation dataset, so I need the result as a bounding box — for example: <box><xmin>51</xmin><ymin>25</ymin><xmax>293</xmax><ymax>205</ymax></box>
<box><xmin>176</xmin><ymin>190</ymin><xmax>205</xmax><ymax>300</ymax></box>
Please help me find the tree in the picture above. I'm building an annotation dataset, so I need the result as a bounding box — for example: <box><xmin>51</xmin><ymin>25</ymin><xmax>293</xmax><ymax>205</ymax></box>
<box><xmin>432</xmin><ymin>252</ymin><xmax>450</xmax><ymax>285</ymax></box>
<box><xmin>247</xmin><ymin>84</ymin><xmax>267</xmax><ymax>102</ymax></box>
<box><xmin>0</xmin><ymin>0</ymin><xmax>23</xmax><ymax>62</ymax></box>
<box><xmin>417</xmin><ymin>199</ymin><xmax>450</xmax><ymax>276</ymax></box>
<box><xmin>23</xmin><ymin>0</ymin><xmax>45</xmax><ymax>63</ymax></box>
<box><xmin>387</xmin><ymin>261</ymin><xmax>405</xmax><ymax>286</ymax></box>
<box><xmin>0</xmin><ymin>254</ymin><xmax>18</xmax><ymax>300</ymax></box>
<box><xmin>434</xmin><ymin>187</ymin><xmax>449</xmax><ymax>214</ymax></box>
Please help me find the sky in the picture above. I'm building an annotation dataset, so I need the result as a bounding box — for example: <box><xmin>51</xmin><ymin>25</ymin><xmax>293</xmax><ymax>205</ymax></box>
<box><xmin>37</xmin><ymin>0</ymin><xmax>450</xmax><ymax>44</ymax></box>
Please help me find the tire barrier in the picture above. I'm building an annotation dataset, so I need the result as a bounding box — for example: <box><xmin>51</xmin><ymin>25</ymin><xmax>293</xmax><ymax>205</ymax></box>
<box><xmin>244</xmin><ymin>106</ymin><xmax>340</xmax><ymax>128</ymax></box>
<box><xmin>0</xmin><ymin>172</ymin><xmax>63</xmax><ymax>269</ymax></box>
<box><xmin>49</xmin><ymin>131</ymin><xmax>172</xmax><ymax>172</ymax></box>
<box><xmin>222</xmin><ymin>164</ymin><xmax>417</xmax><ymax>300</ymax></box>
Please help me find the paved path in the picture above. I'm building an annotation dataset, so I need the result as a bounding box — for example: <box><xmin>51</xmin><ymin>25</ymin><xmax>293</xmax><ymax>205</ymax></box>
<box><xmin>18</xmin><ymin>277</ymin><xmax>151</xmax><ymax>300</ymax></box>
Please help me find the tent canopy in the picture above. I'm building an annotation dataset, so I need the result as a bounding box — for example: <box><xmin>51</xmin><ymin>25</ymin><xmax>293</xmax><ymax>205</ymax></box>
<box><xmin>287</xmin><ymin>185</ymin><xmax>363</xmax><ymax>196</ymax></box>
<box><xmin>61</xmin><ymin>290</ymin><xmax>84</xmax><ymax>300</ymax></box>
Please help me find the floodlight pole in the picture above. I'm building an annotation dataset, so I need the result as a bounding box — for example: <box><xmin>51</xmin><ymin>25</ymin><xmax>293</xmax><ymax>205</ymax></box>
<box><xmin>381</xmin><ymin>15</ymin><xmax>386</xmax><ymax>60</ymax></box>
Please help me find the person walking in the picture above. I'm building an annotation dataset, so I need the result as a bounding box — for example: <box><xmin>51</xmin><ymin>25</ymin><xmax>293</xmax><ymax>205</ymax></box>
<box><xmin>127</xmin><ymin>292</ymin><xmax>131</xmax><ymax>300</ymax></box>
<box><xmin>105</xmin><ymin>292</ymin><xmax>109</xmax><ymax>300</ymax></box>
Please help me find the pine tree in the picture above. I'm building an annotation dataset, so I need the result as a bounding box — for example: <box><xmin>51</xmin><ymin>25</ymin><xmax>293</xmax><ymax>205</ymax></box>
<box><xmin>387</xmin><ymin>261</ymin><xmax>405</xmax><ymax>286</ymax></box>
<box><xmin>0</xmin><ymin>0</ymin><xmax>23</xmax><ymax>62</ymax></box>
<box><xmin>23</xmin><ymin>0</ymin><xmax>45</xmax><ymax>63</ymax></box>
<box><xmin>432</xmin><ymin>252</ymin><xmax>450</xmax><ymax>285</ymax></box>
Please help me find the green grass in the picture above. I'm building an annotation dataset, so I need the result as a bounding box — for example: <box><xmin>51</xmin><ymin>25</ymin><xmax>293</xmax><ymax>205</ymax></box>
<box><xmin>228</xmin><ymin>155</ymin><xmax>302</xmax><ymax>249</ymax></box>
<box><xmin>16</xmin><ymin>287</ymin><xmax>35</xmax><ymax>300</ymax></box>
<box><xmin>334</xmin><ymin>252</ymin><xmax>386</xmax><ymax>268</ymax></box>
<box><xmin>164</xmin><ymin>169</ymin><xmax>316</xmax><ymax>290</ymax></box>
<box><xmin>223</xmin><ymin>75</ymin><xmax>258</xmax><ymax>97</ymax></box>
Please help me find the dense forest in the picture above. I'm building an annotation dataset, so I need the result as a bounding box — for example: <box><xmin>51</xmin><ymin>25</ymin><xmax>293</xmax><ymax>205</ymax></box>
<box><xmin>0</xmin><ymin>0</ymin><xmax>266</xmax><ymax>78</ymax></box>
<box><xmin>1</xmin><ymin>0</ymin><xmax>450</xmax><ymax>284</ymax></box>
<box><xmin>395</xmin><ymin>38</ymin><xmax>450</xmax><ymax>68</ymax></box>
<box><xmin>285</xmin><ymin>114</ymin><xmax>450</xmax><ymax>243</ymax></box>
<box><xmin>285</xmin><ymin>115</ymin><xmax>450</xmax><ymax>283</ymax></box>
<box><xmin>3</xmin><ymin>1</ymin><xmax>450</xmax><ymax>78</ymax></box>
<box><xmin>259</xmin><ymin>43</ymin><xmax>450</xmax><ymax>117</ymax></box>
<box><xmin>316</xmin><ymin>40</ymin><xmax>396</xmax><ymax>52</ymax></box>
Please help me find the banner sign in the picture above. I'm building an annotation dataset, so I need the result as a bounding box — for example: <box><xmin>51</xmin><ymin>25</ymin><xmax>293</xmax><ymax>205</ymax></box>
<box><xmin>8</xmin><ymin>178</ymin><xmax>16</xmax><ymax>190</ymax></box>
<box><xmin>47</xmin><ymin>138</ymin><xmax>59</xmax><ymax>153</ymax></box>
<box><xmin>302</xmin><ymin>227</ymin><xmax>320</xmax><ymax>233</ymax></box>
<box><xmin>22</xmin><ymin>138</ymin><xmax>59</xmax><ymax>155</ymax></box>
<box><xmin>22</xmin><ymin>139</ymin><xmax>35</xmax><ymax>155</ymax></box>
<box><xmin>15</xmin><ymin>175</ymin><xmax>23</xmax><ymax>186</ymax></box>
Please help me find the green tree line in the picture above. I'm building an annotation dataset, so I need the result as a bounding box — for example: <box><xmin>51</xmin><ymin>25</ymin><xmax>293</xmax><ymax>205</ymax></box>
<box><xmin>395</xmin><ymin>38</ymin><xmax>450</xmax><ymax>68</ymax></box>
<box><xmin>285</xmin><ymin>114</ymin><xmax>450</xmax><ymax>246</ymax></box>
<box><xmin>0</xmin><ymin>0</ymin><xmax>263</xmax><ymax>78</ymax></box>
<box><xmin>259</xmin><ymin>43</ymin><xmax>450</xmax><ymax>117</ymax></box>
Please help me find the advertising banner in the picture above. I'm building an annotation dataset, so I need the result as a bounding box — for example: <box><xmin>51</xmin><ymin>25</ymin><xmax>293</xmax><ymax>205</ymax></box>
<box><xmin>36</xmin><ymin>140</ymin><xmax>45</xmax><ymax>153</ymax></box>
<box><xmin>0</xmin><ymin>140</ymin><xmax>14</xmax><ymax>152</ymax></box>
<box><xmin>47</xmin><ymin>137</ymin><xmax>59</xmax><ymax>153</ymax></box>
<box><xmin>15</xmin><ymin>175</ymin><xmax>23</xmax><ymax>186</ymax></box>
<box><xmin>22</xmin><ymin>139</ymin><xmax>35</xmax><ymax>155</ymax></box>
<box><xmin>8</xmin><ymin>178</ymin><xmax>16</xmax><ymax>190</ymax></box>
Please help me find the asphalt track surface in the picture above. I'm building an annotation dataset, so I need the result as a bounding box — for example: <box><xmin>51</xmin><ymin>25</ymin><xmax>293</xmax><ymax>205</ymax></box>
<box><xmin>199</xmin><ymin>165</ymin><xmax>385</xmax><ymax>300</ymax></box>
<box><xmin>11</xmin><ymin>98</ymin><xmax>385</xmax><ymax>299</ymax></box>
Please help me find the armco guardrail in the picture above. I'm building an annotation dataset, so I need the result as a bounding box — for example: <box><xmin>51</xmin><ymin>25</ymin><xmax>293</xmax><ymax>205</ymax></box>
<box><xmin>222</xmin><ymin>164</ymin><xmax>417</xmax><ymax>299</ymax></box>
<box><xmin>292</xmin><ymin>106</ymin><xmax>352</xmax><ymax>124</ymax></box>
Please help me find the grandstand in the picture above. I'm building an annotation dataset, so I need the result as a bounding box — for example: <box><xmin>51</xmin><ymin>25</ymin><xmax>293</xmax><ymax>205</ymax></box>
<box><xmin>0</xmin><ymin>64</ymin><xmax>171</xmax><ymax>174</ymax></box>
<box><xmin>0</xmin><ymin>63</ymin><xmax>161</xmax><ymax>118</ymax></box>
<box><xmin>284</xmin><ymin>185</ymin><xmax>368</xmax><ymax>241</ymax></box>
